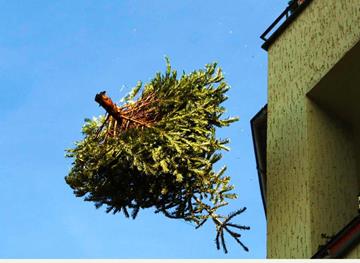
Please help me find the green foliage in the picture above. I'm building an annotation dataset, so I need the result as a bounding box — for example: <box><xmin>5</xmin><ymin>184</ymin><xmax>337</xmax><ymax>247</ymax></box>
<box><xmin>65</xmin><ymin>59</ymin><xmax>249</xmax><ymax>253</ymax></box>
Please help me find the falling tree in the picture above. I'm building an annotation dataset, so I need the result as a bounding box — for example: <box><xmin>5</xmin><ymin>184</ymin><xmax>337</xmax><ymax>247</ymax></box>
<box><xmin>65</xmin><ymin>59</ymin><xmax>249</xmax><ymax>253</ymax></box>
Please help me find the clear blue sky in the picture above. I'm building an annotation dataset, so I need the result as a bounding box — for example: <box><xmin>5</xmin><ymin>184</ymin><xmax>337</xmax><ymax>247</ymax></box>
<box><xmin>0</xmin><ymin>0</ymin><xmax>288</xmax><ymax>259</ymax></box>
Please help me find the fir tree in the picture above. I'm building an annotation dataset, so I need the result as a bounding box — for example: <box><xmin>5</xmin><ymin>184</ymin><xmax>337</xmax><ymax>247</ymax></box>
<box><xmin>65</xmin><ymin>59</ymin><xmax>249</xmax><ymax>253</ymax></box>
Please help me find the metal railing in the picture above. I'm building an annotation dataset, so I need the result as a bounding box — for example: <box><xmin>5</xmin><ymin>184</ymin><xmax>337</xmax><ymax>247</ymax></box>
<box><xmin>260</xmin><ymin>3</ymin><xmax>296</xmax><ymax>42</ymax></box>
<box><xmin>260</xmin><ymin>0</ymin><xmax>312</xmax><ymax>50</ymax></box>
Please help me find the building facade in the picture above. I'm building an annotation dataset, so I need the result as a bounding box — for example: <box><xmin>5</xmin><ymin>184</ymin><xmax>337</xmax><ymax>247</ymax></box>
<box><xmin>253</xmin><ymin>0</ymin><xmax>360</xmax><ymax>258</ymax></box>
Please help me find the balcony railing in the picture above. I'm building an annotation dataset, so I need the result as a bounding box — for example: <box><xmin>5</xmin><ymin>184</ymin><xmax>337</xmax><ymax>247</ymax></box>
<box><xmin>260</xmin><ymin>0</ymin><xmax>313</xmax><ymax>51</ymax></box>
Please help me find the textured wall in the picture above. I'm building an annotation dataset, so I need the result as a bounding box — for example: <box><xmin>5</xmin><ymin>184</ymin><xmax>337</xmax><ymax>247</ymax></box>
<box><xmin>356</xmin><ymin>125</ymin><xmax>360</xmax><ymax>190</ymax></box>
<box><xmin>347</xmin><ymin>234</ymin><xmax>360</xmax><ymax>258</ymax></box>
<box><xmin>266</xmin><ymin>0</ymin><xmax>360</xmax><ymax>258</ymax></box>
<box><xmin>345</xmin><ymin>126</ymin><xmax>360</xmax><ymax>259</ymax></box>
<box><xmin>307</xmin><ymin>102</ymin><xmax>358</xmax><ymax>255</ymax></box>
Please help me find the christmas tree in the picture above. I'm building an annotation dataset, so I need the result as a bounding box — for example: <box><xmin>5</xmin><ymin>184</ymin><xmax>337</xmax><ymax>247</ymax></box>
<box><xmin>65</xmin><ymin>59</ymin><xmax>249</xmax><ymax>253</ymax></box>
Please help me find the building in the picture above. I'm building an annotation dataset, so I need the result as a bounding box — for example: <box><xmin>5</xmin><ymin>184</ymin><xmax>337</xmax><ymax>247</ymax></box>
<box><xmin>252</xmin><ymin>0</ymin><xmax>360</xmax><ymax>258</ymax></box>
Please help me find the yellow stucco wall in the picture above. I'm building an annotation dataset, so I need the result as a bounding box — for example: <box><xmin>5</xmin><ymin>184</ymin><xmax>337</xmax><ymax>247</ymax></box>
<box><xmin>356</xmin><ymin>125</ymin><xmax>360</xmax><ymax>190</ymax></box>
<box><xmin>347</xmin><ymin>231</ymin><xmax>360</xmax><ymax>258</ymax></box>
<box><xmin>307</xmin><ymin>102</ymin><xmax>358</xmax><ymax>256</ymax></box>
<box><xmin>267</xmin><ymin>0</ymin><xmax>360</xmax><ymax>258</ymax></box>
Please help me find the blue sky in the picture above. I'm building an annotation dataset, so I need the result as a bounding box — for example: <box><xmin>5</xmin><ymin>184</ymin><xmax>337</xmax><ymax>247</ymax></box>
<box><xmin>0</xmin><ymin>0</ymin><xmax>287</xmax><ymax>259</ymax></box>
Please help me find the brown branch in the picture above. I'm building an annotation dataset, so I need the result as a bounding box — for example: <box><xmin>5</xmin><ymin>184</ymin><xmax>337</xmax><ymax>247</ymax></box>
<box><xmin>95</xmin><ymin>91</ymin><xmax>123</xmax><ymax>126</ymax></box>
<box><xmin>95</xmin><ymin>91</ymin><xmax>160</xmax><ymax>134</ymax></box>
